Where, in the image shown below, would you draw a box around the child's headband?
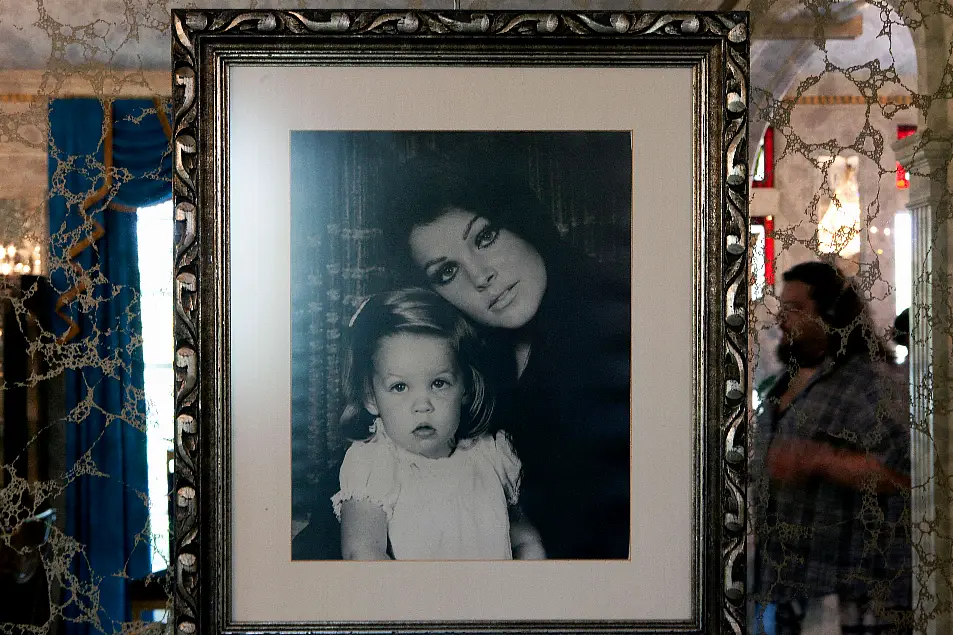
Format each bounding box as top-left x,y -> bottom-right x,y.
348,296 -> 373,328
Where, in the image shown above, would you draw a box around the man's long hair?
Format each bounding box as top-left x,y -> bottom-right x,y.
782,261 -> 890,363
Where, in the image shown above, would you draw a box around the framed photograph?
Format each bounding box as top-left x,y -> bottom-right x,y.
171,9 -> 750,635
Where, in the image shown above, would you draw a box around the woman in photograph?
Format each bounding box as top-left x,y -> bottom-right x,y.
380,152 -> 632,559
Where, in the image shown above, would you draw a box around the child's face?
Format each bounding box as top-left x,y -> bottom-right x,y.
365,332 -> 465,459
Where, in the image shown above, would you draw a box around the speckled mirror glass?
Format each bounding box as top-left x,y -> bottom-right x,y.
0,1 -> 950,634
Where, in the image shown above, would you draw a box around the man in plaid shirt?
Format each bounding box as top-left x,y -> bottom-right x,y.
753,262 -> 912,635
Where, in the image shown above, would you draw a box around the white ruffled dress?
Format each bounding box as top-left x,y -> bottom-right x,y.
332,428 -> 522,560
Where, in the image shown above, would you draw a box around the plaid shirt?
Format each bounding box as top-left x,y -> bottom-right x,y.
753,355 -> 912,608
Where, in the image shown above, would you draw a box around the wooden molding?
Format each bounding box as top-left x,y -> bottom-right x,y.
754,13 -> 863,40
0,70 -> 171,99
781,94 -> 914,105
0,94 -> 39,103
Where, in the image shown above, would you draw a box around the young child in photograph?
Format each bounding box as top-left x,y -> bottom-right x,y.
332,288 -> 545,560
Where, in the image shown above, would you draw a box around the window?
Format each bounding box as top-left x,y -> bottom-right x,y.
894,211 -> 912,364
752,127 -> 774,188
136,200 -> 174,573
750,215 -> 775,300
896,125 -> 917,189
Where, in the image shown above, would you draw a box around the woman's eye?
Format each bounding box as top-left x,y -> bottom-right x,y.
390,382 -> 407,393
431,263 -> 458,286
475,225 -> 499,249
432,378 -> 451,389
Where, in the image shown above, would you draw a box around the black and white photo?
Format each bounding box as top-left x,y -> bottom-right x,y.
288,133 -> 633,562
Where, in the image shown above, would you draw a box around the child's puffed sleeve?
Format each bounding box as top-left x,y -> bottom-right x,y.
331,439 -> 398,521
492,431 -> 523,506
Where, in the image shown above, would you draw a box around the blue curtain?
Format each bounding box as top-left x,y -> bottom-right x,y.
48,97 -> 171,634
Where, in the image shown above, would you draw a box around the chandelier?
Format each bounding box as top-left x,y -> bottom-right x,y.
0,243 -> 42,277
818,156 -> 861,259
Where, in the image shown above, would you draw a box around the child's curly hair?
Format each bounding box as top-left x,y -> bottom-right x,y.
340,288 -> 496,441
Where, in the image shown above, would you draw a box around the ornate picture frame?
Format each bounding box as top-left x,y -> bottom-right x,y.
171,9 -> 749,635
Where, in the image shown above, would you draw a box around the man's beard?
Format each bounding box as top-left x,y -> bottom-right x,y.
776,336 -> 827,370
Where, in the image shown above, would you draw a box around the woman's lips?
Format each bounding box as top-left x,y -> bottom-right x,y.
489,282 -> 518,311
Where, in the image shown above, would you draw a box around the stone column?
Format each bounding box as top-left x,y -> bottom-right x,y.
894,131 -> 953,635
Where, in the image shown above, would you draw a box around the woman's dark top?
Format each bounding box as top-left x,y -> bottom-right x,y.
493,261 -> 632,559
293,257 -> 632,561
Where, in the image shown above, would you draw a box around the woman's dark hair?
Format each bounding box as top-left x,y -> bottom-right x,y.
340,287 -> 495,441
782,261 -> 890,362
377,150 -> 579,289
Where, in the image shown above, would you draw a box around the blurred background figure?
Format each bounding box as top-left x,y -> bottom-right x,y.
893,308 -> 910,350
892,308 -> 911,378
752,261 -> 912,635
